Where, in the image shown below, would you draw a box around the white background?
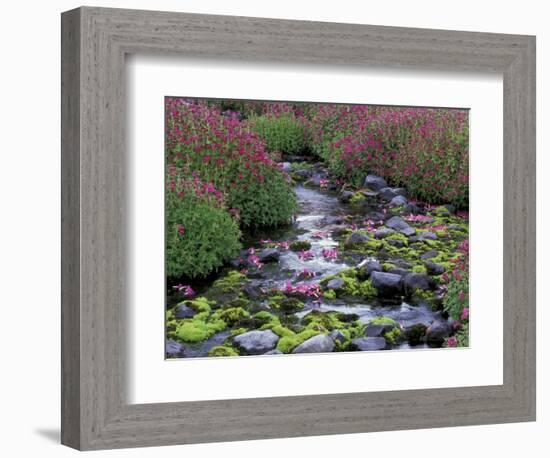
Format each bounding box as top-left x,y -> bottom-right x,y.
0,0 -> 546,457
129,58 -> 503,403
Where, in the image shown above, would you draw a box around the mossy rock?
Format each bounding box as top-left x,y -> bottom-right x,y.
368,316 -> 402,345
208,346 -> 239,357
289,240 -> 312,251
268,294 -> 304,313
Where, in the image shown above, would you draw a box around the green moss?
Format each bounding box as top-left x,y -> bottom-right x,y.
268,294 -> 304,313
208,346 -> 239,357
271,324 -> 296,338
289,240 -> 312,251
212,307 -> 250,326
369,316 -> 401,345
382,262 -> 396,272
277,329 -> 321,353
212,270 -> 247,293
350,192 -> 366,205
323,289 -> 336,300
180,297 -> 212,314
370,316 -> 398,326
230,327 -> 248,337
302,310 -> 345,331
174,318 -> 227,343
412,265 -> 427,274
320,269 -> 376,299
386,232 -> 409,245
435,230 -> 447,238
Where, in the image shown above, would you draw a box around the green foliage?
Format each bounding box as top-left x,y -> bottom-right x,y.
277,329 -> 320,354
166,177 -> 241,278
227,168 -> 297,228
250,114 -> 309,155
268,294 -> 304,313
212,307 -> 250,326
321,269 -> 377,299
443,273 -> 469,320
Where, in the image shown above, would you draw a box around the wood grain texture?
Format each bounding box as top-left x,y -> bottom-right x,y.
61,6 -> 536,450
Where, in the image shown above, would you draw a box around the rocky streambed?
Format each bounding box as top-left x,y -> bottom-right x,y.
166,164 -> 469,358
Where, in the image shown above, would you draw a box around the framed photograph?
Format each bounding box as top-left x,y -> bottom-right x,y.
61,6 -> 536,450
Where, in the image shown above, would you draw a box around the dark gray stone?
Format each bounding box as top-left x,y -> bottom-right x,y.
174,304 -> 196,319
389,195 -> 408,207
321,215 -> 345,226
339,190 -> 354,203
344,232 -> 370,248
326,278 -> 346,291
403,273 -> 434,293
385,216 -> 415,236
370,271 -> 403,297
329,330 -> 347,344
403,203 -> 422,215
379,187 -> 406,201
364,174 -> 388,191
357,259 -> 382,279
425,261 -> 446,275
388,268 -> 410,277
364,323 -> 394,337
264,349 -> 283,355
292,334 -> 335,354
166,340 -> 185,357
420,250 -> 439,260
234,330 -> 280,355
374,227 -> 396,239
403,323 -> 428,345
418,231 -> 438,241
350,337 -> 387,351
259,248 -> 280,263
426,321 -> 453,346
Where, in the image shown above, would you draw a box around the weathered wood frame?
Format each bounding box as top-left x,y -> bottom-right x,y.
61,6 -> 536,450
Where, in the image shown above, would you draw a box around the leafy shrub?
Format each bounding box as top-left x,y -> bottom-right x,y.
249,114 -> 309,155
166,98 -> 297,228
166,170 -> 241,278
308,104 -> 469,207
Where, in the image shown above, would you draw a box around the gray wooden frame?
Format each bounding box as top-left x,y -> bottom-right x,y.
61,6 -> 536,451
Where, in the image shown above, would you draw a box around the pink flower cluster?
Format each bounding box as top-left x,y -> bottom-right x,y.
282,282 -> 322,299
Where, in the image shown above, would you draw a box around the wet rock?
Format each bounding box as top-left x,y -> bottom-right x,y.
375,227 -> 396,239
386,238 -> 406,248
365,323 -> 394,337
403,203 -> 421,214
350,337 -> 387,351
166,340 -> 185,357
389,195 -> 408,207
292,334 -> 335,354
259,248 -> 280,263
264,349 -> 283,355
369,211 -> 386,221
357,259 -> 382,279
379,187 -> 406,201
321,215 -> 345,226
344,232 -> 370,248
420,250 -> 439,260
445,204 -> 457,214
425,261 -> 446,276
403,323 -> 428,345
403,273 -> 434,293
174,303 -> 196,319
385,216 -> 415,236
388,268 -> 410,277
329,330 -> 347,344
233,330 -> 280,355
280,162 -> 292,172
370,271 -> 403,297
418,231 -> 438,241
326,278 -> 346,291
339,190 -> 354,203
426,321 -> 453,346
364,174 -> 388,191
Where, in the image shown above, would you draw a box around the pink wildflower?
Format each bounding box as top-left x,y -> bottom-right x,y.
460,307 -> 469,321
446,336 -> 458,348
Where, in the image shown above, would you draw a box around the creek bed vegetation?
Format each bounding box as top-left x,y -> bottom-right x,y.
165,98 -> 470,358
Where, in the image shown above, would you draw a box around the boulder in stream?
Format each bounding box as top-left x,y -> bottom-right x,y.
234,330 -> 280,355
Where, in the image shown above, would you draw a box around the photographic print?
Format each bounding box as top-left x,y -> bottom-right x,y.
165,98 -> 470,358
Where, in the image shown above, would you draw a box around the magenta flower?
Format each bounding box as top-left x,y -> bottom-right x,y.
300,268 -> 316,278
460,307 -> 469,321
177,224 -> 185,236
247,255 -> 263,269
458,290 -> 465,301
172,284 -> 195,297
446,336 -> 458,348
321,248 -> 338,260
298,250 -> 314,261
